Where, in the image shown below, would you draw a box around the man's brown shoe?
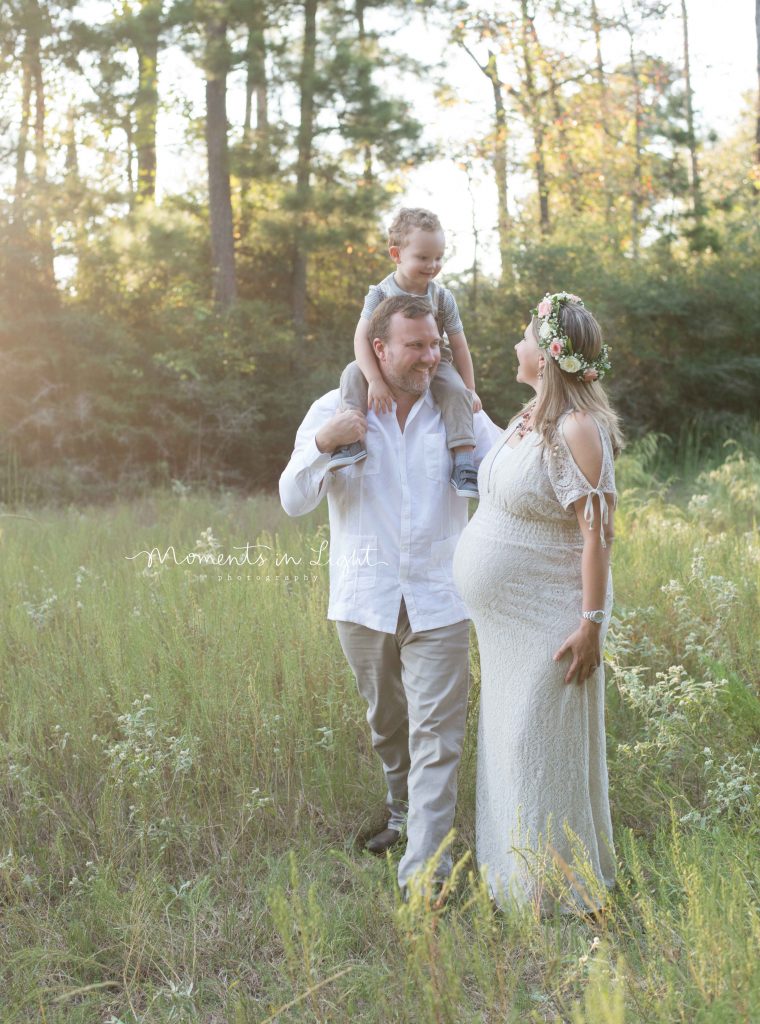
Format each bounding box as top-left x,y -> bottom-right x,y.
364,828 -> 401,855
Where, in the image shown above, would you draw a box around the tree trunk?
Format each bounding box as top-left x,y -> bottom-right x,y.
520,1 -> 549,234
547,67 -> 580,211
680,0 -> 702,230
13,49 -> 32,220
590,0 -> 606,115
12,2 -> 55,299
356,0 -> 373,183
135,0 -> 161,203
240,0 -> 268,240
29,13 -> 55,292
65,108 -> 79,179
525,14 -> 577,212
124,113 -> 136,201
465,163 -> 479,315
625,17 -> 642,259
205,15 -> 237,307
590,0 -> 613,229
485,52 -> 510,284
459,41 -> 511,286
291,0 -> 317,343
244,0 -> 268,141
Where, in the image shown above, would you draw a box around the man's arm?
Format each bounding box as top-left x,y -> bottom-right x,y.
472,408 -> 504,467
279,393 -> 338,517
279,392 -> 367,516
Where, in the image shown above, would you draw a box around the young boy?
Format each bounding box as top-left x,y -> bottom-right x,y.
328,207 -> 482,498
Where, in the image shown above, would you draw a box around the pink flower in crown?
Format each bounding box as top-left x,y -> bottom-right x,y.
582,368 -> 598,382
549,339 -> 563,358
537,298 -> 553,317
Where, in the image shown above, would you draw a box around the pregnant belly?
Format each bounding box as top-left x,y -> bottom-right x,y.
453,504 -> 584,624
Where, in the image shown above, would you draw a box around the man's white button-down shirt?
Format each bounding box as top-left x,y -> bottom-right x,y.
279,388 -> 503,633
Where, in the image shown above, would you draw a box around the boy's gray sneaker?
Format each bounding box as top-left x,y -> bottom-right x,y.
450,463 -> 479,499
328,441 -> 367,470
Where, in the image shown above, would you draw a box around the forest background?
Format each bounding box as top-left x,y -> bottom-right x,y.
2,3 -> 760,1021
1,0 -> 759,503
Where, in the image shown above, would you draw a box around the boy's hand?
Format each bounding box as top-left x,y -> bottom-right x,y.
471,390 -> 483,414
367,378 -> 394,415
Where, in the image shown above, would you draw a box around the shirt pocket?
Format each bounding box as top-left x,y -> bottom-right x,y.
336,533 -> 380,590
424,433 -> 451,482
426,533 -> 460,582
344,446 -> 380,478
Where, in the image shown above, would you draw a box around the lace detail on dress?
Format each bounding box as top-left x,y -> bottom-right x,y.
544,412 -> 617,548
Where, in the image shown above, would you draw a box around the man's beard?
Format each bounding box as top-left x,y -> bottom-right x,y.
383,359 -> 436,396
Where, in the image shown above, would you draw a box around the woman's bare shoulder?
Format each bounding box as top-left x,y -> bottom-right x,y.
560,411 -> 603,485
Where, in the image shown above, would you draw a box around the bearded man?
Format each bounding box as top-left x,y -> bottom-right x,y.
279,294 -> 501,898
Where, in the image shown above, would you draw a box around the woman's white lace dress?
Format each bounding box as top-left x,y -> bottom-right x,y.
453,410 -> 617,910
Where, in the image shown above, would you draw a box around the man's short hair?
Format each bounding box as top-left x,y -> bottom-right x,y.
368,295 -> 437,346
387,207 -> 442,249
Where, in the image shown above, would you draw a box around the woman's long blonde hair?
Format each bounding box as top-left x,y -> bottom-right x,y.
517,301 -> 624,456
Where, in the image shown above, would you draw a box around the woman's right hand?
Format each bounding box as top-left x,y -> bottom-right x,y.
368,378 -> 394,415
553,621 -> 602,685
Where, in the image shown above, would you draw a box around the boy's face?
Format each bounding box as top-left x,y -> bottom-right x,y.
390,227 -> 446,290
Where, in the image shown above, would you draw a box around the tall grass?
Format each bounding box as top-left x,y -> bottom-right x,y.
0,439 -> 758,1022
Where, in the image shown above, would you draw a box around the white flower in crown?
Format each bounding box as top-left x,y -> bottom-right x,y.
559,355 -> 581,373
539,320 -> 553,341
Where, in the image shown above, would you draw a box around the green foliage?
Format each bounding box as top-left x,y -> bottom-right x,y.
0,446 -> 758,1021
1,0 -> 757,498
2,206 -> 759,499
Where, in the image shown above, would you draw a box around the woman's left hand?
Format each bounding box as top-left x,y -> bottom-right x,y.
553,622 -> 601,685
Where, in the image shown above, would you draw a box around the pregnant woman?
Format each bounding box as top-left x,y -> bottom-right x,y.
453,292 -> 623,915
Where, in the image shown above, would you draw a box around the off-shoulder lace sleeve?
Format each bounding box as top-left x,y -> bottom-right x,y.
545,414 -> 617,547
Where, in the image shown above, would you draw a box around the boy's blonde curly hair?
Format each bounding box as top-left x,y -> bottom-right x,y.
387,207 -> 443,249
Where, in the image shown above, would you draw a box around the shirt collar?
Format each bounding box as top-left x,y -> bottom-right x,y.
390,389 -> 435,412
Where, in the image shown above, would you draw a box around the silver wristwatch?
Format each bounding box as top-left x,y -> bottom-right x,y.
582,610 -> 606,624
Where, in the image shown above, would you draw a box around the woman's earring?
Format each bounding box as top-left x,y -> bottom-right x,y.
538,365 -> 544,380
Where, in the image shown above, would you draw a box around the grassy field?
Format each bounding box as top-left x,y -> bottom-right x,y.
1,438 -> 758,1023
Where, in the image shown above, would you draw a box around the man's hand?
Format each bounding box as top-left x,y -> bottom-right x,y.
368,378 -> 394,415
315,410 -> 367,454
471,390 -> 483,414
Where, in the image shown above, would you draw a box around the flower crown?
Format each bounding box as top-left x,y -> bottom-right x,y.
531,292 -> 611,382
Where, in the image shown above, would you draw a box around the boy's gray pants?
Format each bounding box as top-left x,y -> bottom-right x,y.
340,358 -> 476,449
336,598 -> 470,889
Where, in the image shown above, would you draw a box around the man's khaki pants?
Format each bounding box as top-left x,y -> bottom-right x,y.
336,598 -> 470,888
